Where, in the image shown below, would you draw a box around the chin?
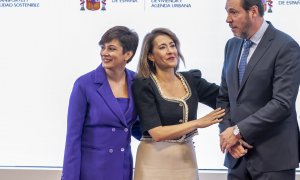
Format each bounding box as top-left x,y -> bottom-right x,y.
233,32 -> 242,38
231,29 -> 240,37
102,63 -> 113,69
166,61 -> 176,66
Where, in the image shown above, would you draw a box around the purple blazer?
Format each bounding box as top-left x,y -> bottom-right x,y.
62,64 -> 139,180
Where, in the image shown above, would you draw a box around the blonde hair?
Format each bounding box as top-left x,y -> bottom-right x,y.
137,28 -> 185,78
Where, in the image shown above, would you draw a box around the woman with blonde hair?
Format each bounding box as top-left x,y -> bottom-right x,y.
132,28 -> 224,180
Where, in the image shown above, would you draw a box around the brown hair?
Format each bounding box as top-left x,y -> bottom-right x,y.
99,26 -> 139,63
137,28 -> 185,78
241,0 -> 264,16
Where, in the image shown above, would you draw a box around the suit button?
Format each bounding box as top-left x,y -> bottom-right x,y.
124,128 -> 128,132
109,149 -> 113,153
112,128 -> 116,132
179,103 -> 183,107
120,148 -> 125,152
179,119 -> 183,123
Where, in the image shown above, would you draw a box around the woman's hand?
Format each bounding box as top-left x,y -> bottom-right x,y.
196,108 -> 225,128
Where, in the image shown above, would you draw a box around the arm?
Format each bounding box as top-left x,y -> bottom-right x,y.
132,79 -> 224,142
189,69 -> 220,109
228,143 -> 248,159
62,79 -> 86,180
217,61 -> 240,152
238,40 -> 300,144
217,42 -> 239,153
217,43 -> 232,133
148,108 -> 224,142
131,118 -> 142,140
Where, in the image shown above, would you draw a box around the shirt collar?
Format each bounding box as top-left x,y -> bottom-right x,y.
249,20 -> 269,45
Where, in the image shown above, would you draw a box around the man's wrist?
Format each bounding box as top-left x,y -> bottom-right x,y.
233,125 -> 242,139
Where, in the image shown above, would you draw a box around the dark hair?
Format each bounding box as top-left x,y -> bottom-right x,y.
137,28 -> 185,78
241,0 -> 264,16
99,26 -> 139,63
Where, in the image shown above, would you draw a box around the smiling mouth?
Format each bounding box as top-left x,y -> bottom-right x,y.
167,56 -> 176,60
102,59 -> 112,63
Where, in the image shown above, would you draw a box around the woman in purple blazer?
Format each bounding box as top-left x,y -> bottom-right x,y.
62,26 -> 141,180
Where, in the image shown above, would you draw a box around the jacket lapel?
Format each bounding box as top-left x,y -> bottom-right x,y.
237,23 -> 275,96
94,64 -> 127,127
233,41 -> 244,93
124,69 -> 137,125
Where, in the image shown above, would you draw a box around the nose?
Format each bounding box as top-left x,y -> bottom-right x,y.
166,47 -> 171,53
101,48 -> 108,56
226,14 -> 232,23
167,46 -> 176,54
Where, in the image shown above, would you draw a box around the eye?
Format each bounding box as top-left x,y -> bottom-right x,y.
158,45 -> 166,50
108,47 -> 116,51
100,45 -> 105,50
229,9 -> 238,16
170,43 -> 176,48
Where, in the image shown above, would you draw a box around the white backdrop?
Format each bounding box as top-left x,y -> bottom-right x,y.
0,0 -> 299,169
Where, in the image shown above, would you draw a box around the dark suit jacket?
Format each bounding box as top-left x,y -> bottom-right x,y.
217,22 -> 300,172
132,70 -> 219,138
62,64 -> 141,180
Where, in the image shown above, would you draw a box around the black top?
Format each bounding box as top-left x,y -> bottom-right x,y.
132,69 -> 219,142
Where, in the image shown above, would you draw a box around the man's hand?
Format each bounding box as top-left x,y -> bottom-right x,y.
228,143 -> 247,159
239,139 -> 253,149
219,127 -> 240,153
228,139 -> 254,158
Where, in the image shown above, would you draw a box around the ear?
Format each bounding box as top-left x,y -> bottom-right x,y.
148,53 -> 155,62
124,51 -> 133,62
249,5 -> 259,18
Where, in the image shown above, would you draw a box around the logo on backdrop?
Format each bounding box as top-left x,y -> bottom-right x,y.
262,0 -> 273,13
0,0 -> 40,8
79,0 -> 193,11
150,0 -> 191,8
277,0 -> 300,6
262,0 -> 300,13
80,0 -> 107,11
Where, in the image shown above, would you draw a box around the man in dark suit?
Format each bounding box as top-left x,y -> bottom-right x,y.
218,0 -> 300,179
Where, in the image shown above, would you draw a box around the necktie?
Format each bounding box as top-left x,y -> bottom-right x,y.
239,39 -> 253,85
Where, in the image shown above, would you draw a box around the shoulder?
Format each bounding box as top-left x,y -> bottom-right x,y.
127,68 -> 136,74
180,69 -> 219,91
132,77 -> 157,99
125,68 -> 136,78
274,28 -> 299,47
133,77 -> 152,89
227,37 -> 242,44
180,69 -> 202,82
69,69 -> 96,96
225,37 -> 243,49
74,69 -> 95,86
265,23 -> 299,48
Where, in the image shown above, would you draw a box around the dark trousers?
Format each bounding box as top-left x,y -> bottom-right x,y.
227,157 -> 295,180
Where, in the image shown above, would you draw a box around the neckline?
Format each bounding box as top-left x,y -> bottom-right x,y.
150,72 -> 191,101
116,97 -> 129,100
